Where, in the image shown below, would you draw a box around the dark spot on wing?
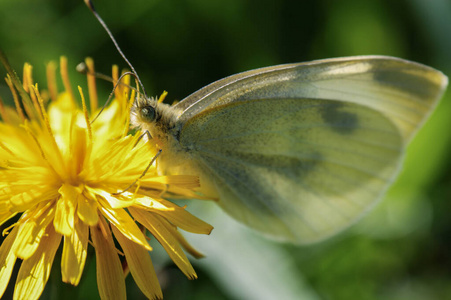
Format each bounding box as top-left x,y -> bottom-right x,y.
373,69 -> 439,99
320,103 -> 358,134
202,150 -> 323,216
230,150 -> 322,181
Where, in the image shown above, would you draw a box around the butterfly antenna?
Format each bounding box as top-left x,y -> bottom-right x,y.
76,62 -> 116,84
90,71 -> 138,124
84,0 -> 148,98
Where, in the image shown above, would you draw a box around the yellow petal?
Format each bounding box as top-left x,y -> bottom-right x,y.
48,91 -> 77,135
69,125 -> 88,178
131,194 -> 174,211
99,201 -> 151,251
90,217 -> 126,300
9,183 -> 59,213
54,184 -> 79,235
159,220 -> 205,259
0,211 -> 17,227
140,175 -> 200,189
95,189 -> 134,209
112,226 -> 163,300
129,207 -> 197,279
10,192 -> 34,210
13,204 -> 54,259
13,225 -> 62,300
138,185 -> 207,201
77,194 -> 98,226
61,220 -> 88,285
151,199 -> 213,235
0,227 -> 18,298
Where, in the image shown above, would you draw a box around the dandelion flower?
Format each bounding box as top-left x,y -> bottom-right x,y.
0,53 -> 213,300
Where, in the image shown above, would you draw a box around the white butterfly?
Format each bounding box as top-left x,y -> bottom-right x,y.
129,56 -> 448,243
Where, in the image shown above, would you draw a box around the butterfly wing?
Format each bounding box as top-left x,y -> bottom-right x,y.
175,56 -> 447,143
173,56 -> 447,243
178,98 -> 402,243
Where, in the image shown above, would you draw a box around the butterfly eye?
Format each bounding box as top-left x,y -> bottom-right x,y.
141,106 -> 156,122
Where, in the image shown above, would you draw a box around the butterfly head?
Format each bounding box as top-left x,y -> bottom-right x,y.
130,95 -> 159,130
140,105 -> 156,123
130,95 -> 182,145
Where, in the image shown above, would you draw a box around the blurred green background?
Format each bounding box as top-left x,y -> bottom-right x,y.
1,0 -> 450,299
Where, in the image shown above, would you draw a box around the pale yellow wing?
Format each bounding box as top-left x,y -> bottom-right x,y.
173,56 -> 447,243
175,56 -> 447,143
179,98 -> 403,243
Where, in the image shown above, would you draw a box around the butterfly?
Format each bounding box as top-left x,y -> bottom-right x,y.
128,56 -> 448,244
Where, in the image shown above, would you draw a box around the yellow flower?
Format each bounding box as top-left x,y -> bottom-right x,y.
0,54 -> 213,300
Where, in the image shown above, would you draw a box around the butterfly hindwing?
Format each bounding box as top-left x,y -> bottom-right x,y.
179,98 -> 403,243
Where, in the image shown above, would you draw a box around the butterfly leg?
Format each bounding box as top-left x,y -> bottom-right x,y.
112,130 -> 162,195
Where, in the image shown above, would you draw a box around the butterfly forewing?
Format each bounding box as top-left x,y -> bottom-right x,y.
176,56 -> 447,142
